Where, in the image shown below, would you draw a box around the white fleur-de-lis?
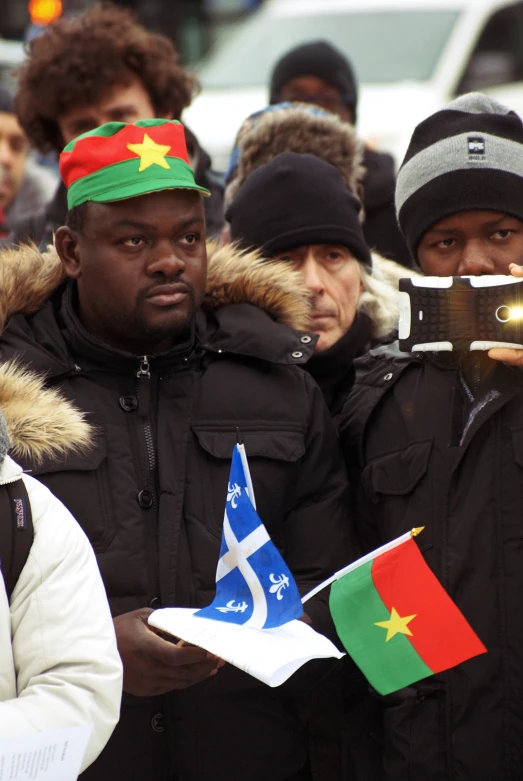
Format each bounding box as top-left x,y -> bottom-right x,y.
269,573 -> 290,601
227,482 -> 241,508
216,599 -> 249,613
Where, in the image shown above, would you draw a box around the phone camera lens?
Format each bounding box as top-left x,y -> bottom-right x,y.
496,305 -> 512,323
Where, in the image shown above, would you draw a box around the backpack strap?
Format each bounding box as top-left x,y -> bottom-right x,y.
0,479 -> 34,601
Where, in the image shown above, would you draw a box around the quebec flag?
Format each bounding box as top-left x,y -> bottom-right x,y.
196,444 -> 303,629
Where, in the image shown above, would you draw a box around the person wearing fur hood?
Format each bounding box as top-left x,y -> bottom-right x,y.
0,117 -> 355,781
225,150 -> 416,421
0,356 -> 123,770
0,244 -> 353,781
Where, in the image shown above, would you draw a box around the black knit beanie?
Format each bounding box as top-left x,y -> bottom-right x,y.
225,151 -> 371,266
269,41 -> 358,122
0,87 -> 14,115
396,92 -> 523,258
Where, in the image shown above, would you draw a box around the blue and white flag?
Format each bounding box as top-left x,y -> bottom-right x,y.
195,444 -> 303,629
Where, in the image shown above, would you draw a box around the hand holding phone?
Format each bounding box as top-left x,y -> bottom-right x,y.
399,275 -> 523,353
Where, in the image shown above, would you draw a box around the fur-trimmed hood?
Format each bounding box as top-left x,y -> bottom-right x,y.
0,362 -> 91,465
0,239 -> 319,466
0,235 -> 414,351
0,239 -> 413,454
0,239 -> 315,334
203,241 -> 313,331
0,244 -> 92,464
224,104 -> 365,212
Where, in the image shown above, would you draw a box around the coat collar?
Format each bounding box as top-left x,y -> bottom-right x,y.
0,240 -> 314,334
200,303 -> 316,365
0,240 -> 318,371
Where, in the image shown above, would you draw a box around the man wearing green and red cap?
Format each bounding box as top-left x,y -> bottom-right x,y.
0,118 -> 352,781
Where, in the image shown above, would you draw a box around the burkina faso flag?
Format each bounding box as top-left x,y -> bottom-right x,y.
329,531 -> 487,695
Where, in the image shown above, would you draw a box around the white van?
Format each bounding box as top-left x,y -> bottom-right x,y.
184,0 -> 523,171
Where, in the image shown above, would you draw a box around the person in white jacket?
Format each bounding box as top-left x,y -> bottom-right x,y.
0,360 -> 122,773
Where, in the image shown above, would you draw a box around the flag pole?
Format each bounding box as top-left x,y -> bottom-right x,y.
301,527 -> 425,604
236,428 -> 256,510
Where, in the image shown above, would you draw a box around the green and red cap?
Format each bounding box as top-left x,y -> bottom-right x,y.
60,118 -> 210,210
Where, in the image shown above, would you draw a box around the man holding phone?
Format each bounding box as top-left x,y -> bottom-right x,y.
340,93 -> 523,780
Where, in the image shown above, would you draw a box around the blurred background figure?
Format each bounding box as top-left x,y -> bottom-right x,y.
223,101 -> 417,273
268,41 -> 411,268
0,85 -> 57,238
224,102 -> 365,210
7,4 -> 225,248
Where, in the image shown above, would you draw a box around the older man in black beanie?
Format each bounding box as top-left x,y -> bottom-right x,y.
226,151 -> 401,420
340,93 -> 523,780
269,41 -> 411,268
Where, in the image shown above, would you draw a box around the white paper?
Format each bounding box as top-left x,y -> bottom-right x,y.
149,608 -> 344,687
0,724 -> 93,781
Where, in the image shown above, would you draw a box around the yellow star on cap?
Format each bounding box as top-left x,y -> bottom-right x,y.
375,606 -> 417,642
127,133 -> 171,172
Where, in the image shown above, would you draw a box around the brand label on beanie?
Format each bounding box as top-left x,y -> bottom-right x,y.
468,136 -> 486,160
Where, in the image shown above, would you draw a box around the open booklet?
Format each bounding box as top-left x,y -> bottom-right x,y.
148,607 -> 344,687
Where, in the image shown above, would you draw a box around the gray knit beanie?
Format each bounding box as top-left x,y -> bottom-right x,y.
396,93 -> 523,257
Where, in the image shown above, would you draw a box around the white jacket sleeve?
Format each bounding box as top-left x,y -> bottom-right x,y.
0,472 -> 122,773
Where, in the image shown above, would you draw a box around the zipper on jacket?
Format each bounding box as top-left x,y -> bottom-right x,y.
136,356 -> 156,501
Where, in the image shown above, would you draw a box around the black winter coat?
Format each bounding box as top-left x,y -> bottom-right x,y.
340,344 -> 523,781
0,244 -> 351,781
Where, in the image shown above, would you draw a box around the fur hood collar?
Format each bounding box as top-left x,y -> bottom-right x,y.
0,240 -> 410,462
223,105 -> 365,213
0,362 -> 91,465
0,241 -> 314,463
0,240 -> 314,334
0,239 -> 411,337
0,244 -> 92,464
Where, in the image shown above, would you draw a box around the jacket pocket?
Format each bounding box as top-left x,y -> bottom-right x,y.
511,428 -> 523,471
510,429 -> 523,536
382,683 -> 446,780
362,439 -> 433,550
189,423 -> 305,543
28,435 -> 115,553
192,424 -> 306,461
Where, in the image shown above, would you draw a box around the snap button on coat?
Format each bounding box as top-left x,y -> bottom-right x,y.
119,395 -> 138,412
137,490 -> 153,509
151,712 -> 164,733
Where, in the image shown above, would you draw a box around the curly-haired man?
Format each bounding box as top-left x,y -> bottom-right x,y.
9,4 -> 224,246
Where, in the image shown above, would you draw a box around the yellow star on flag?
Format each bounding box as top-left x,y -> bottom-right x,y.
127,133 -> 171,172
375,606 -> 417,642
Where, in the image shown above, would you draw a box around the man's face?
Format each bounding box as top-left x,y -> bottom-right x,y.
275,244 -> 362,351
55,189 -> 207,355
417,211 -> 523,276
57,77 -> 159,147
0,112 -> 28,210
277,75 -> 353,123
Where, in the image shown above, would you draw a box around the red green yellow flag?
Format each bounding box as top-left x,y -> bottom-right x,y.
306,530 -> 486,695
